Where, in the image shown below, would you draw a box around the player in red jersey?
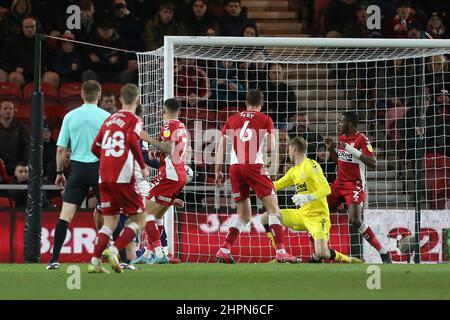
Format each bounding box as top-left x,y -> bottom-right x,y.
215,89 -> 300,263
139,98 -> 188,264
88,84 -> 149,273
324,111 -> 392,263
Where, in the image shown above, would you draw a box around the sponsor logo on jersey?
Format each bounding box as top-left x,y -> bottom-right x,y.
338,149 -> 353,162
163,129 -> 171,138
367,144 -> 373,152
233,192 -> 241,199
296,182 -> 307,193
158,195 -> 172,202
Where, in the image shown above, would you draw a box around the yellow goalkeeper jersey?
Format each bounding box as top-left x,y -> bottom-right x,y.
274,158 -> 331,216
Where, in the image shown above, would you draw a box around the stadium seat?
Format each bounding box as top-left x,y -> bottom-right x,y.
0,82 -> 22,108
101,83 -> 122,98
0,197 -> 13,208
423,152 -> 450,209
59,82 -> 83,110
44,105 -> 67,123
50,196 -> 63,208
14,104 -> 31,121
23,83 -> 59,106
197,109 -> 217,122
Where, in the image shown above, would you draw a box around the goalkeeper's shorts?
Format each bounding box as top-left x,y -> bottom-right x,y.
280,209 -> 330,241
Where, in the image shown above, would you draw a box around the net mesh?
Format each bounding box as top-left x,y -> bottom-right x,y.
137,41 -> 450,264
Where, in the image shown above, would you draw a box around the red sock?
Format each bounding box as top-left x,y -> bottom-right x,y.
93,232 -> 110,259
269,224 -> 285,250
222,227 -> 240,250
114,226 -> 136,251
361,226 -> 383,252
145,220 -> 162,248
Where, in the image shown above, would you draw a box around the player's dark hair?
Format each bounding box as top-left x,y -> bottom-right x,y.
246,89 -> 264,107
82,80 -> 102,103
101,91 -> 115,99
164,98 -> 181,113
289,137 -> 308,154
342,111 -> 359,127
225,0 -> 241,6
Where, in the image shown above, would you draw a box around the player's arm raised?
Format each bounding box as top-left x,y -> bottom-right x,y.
324,137 -> 338,164
214,135 -> 227,187
339,139 -> 377,169
140,130 -> 173,155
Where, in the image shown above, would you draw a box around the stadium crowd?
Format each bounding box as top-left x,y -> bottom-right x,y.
0,0 -> 449,209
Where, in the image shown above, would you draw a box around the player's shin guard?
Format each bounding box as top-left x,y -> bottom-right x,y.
263,224 -> 276,249
268,214 -> 285,252
221,218 -> 246,251
358,222 -> 385,253
329,249 -> 351,263
114,223 -> 139,251
93,226 -> 113,259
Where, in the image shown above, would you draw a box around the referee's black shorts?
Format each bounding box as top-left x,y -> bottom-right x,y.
63,161 -> 100,206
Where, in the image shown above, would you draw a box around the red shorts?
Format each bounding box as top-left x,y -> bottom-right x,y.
99,182 -> 144,216
229,164 -> 275,202
327,180 -> 366,212
148,176 -> 185,206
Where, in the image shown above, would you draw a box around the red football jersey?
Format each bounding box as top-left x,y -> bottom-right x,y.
336,132 -> 374,185
221,111 -> 274,165
158,119 -> 188,182
92,110 -> 145,183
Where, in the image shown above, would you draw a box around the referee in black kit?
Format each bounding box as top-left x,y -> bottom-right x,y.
46,80 -> 110,270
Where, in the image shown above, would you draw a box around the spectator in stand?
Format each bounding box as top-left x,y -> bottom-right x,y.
324,0 -> 359,37
175,58 -> 209,108
184,0 -> 215,36
218,0 -> 256,37
407,22 -> 429,39
99,91 -> 118,113
427,13 -> 446,39
0,0 -> 32,47
143,0 -> 187,51
42,122 -> 56,182
316,143 -> 336,183
73,0 -> 96,43
376,59 -> 415,145
242,23 -> 258,37
393,1 -> 417,38
0,157 -> 9,197
134,0 -> 158,25
8,161 -> 50,208
82,18 -> 133,84
425,86 -> 450,157
204,25 -> 217,36
52,30 -> 84,84
425,55 -> 450,92
343,1 -> 383,38
0,17 -> 60,87
288,113 -> 323,160
258,63 -> 297,128
210,60 -> 246,108
112,0 -> 141,51
0,101 -> 29,175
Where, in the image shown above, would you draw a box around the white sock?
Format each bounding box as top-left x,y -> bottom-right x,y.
162,247 -> 169,255
91,257 -> 101,266
276,248 -> 286,255
154,246 -> 164,258
143,249 -> 154,259
220,248 -> 230,254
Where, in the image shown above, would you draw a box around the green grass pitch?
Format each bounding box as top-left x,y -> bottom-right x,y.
0,263 -> 449,300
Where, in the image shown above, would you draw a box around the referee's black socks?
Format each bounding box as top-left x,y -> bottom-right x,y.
51,219 -> 69,263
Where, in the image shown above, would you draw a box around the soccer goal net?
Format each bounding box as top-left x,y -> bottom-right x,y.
137,37 -> 450,264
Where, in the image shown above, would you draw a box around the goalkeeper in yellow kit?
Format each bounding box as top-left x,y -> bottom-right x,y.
261,137 -> 363,263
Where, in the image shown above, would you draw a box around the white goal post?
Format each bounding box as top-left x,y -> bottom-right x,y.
137,36 -> 450,264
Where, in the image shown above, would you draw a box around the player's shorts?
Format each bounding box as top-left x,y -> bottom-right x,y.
137,179 -> 151,199
63,161 -> 100,206
99,182 -> 144,216
148,176 -> 185,206
229,164 -> 275,202
327,180 -> 366,211
280,209 -> 331,240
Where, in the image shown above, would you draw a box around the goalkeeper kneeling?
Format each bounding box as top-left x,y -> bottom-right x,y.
261,137 -> 363,264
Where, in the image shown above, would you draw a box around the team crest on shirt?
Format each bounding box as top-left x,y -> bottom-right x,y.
367,144 -> 373,152
296,182 -> 307,192
163,129 -> 171,138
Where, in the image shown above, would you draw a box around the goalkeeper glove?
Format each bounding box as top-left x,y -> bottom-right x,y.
291,193 -> 316,207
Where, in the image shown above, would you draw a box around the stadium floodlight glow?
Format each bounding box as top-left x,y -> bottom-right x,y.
137,36 -> 450,264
